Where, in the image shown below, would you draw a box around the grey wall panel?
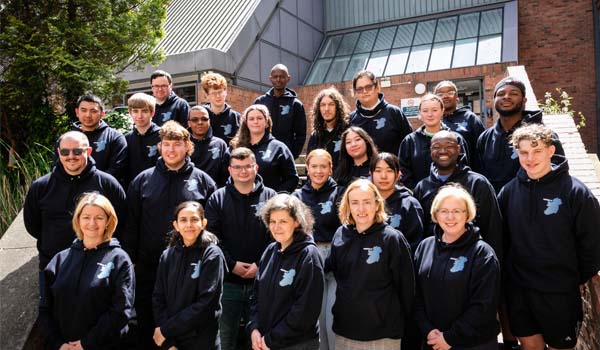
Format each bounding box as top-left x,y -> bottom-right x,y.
502,1 -> 518,62
299,21 -> 316,59
282,52 -> 300,86
260,42 -> 282,84
281,10 -> 299,54
325,0 -> 507,31
298,0 -> 313,24
282,0 -> 297,14
312,0 -> 324,30
238,45 -> 261,82
263,11 -> 281,46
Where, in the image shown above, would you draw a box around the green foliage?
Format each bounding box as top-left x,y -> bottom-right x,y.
0,141 -> 53,237
541,88 -> 586,129
104,111 -> 133,135
0,0 -> 169,152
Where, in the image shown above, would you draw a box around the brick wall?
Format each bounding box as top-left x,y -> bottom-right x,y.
518,0 -> 598,152
197,85 -> 262,115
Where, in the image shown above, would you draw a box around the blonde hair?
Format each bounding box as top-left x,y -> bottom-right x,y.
430,184 -> 476,223
306,149 -> 333,168
338,179 -> 388,226
159,120 -> 194,156
127,93 -> 156,113
418,93 -> 445,111
72,193 -> 118,241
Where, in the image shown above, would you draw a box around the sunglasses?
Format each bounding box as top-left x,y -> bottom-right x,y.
59,148 -> 87,156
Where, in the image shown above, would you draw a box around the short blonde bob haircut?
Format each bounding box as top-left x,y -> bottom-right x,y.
338,179 -> 388,226
72,192 -> 118,241
306,148 -> 333,168
430,183 -> 477,224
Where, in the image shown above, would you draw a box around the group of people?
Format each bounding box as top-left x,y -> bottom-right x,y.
23,64 -> 600,350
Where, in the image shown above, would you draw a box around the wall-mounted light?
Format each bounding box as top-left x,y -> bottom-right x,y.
414,83 -> 426,95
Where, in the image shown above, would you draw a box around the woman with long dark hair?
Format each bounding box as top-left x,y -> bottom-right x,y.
333,126 -> 378,188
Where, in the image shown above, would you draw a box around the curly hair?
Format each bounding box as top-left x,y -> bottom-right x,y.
310,86 -> 350,145
229,104 -> 273,149
511,123 -> 555,149
261,194 -> 315,236
159,120 -> 194,156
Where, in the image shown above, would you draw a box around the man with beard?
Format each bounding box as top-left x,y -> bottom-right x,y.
474,77 -> 564,193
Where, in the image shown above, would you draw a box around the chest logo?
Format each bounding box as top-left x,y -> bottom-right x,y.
543,197 -> 562,215
191,260 -> 202,279
510,146 -> 518,159
94,140 -> 106,152
222,124 -> 232,136
333,140 -> 342,153
185,179 -> 198,192
96,262 -> 114,279
318,201 -> 333,214
375,118 -> 386,129
390,214 -> 401,228
209,147 -> 221,159
259,149 -> 272,160
364,246 -> 382,264
280,105 -> 291,115
455,121 -> 468,132
279,268 -> 296,286
450,256 -> 468,272
252,201 -> 265,217
161,112 -> 172,122
147,144 -> 158,157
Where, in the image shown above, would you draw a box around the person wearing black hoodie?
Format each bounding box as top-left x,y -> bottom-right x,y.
326,179 -> 414,349
39,193 -> 134,350
333,126 -> 379,189
71,93 -> 127,181
254,64 -> 307,159
434,80 -> 485,157
293,149 -> 342,350
350,70 -> 412,155
248,194 -> 324,350
498,124 -> 600,350
124,121 -> 217,350
230,104 -> 299,193
204,147 -> 277,350
474,77 -> 564,193
201,72 -> 241,144
188,106 -> 230,187
151,70 -> 190,126
414,185 -> 500,350
153,201 -> 226,350
124,92 -> 161,188
24,131 -> 127,271
414,131 -> 503,260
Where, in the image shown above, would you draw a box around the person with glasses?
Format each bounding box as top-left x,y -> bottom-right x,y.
24,130 -> 127,289
204,147 -> 277,350
124,120 -> 217,350
254,64 -> 307,159
434,80 -> 485,158
414,184 -> 500,350
398,94 -> 469,189
201,72 -> 241,144
350,70 -> 412,155
413,131 -> 502,259
150,69 -> 190,126
230,104 -> 299,193
188,105 -> 230,187
124,92 -> 161,188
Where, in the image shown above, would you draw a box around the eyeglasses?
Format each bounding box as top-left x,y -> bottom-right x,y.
436,209 -> 466,217
208,90 -> 226,97
59,148 -> 87,156
230,164 -> 256,171
151,84 -> 169,90
436,91 -> 457,97
189,117 -> 210,123
354,84 -> 375,94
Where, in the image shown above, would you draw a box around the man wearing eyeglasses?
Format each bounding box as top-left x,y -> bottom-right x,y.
204,147 -> 277,350
188,105 -> 230,187
433,80 -> 484,158
201,72 -> 241,144
24,130 -> 127,273
150,70 -> 190,126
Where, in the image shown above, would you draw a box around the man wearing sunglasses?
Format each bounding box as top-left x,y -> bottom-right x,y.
24,130 -> 127,279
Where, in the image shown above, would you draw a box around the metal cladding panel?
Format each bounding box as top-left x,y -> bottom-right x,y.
325,0 -> 506,31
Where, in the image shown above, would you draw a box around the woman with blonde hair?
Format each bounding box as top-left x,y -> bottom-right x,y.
39,193 -> 134,350
230,104 -> 299,192
326,179 -> 414,350
414,184 -> 500,350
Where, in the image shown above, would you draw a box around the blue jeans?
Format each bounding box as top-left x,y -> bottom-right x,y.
220,281 -> 253,350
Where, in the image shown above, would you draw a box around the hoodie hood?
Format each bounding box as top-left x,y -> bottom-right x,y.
355,93 -> 387,117
72,120 -> 109,135
155,156 -> 194,176
70,237 -> 122,251
385,185 -> 413,204
516,154 -> 569,184
433,222 -> 480,250
300,176 -> 337,195
275,231 -> 316,255
266,87 -> 297,99
53,156 -> 97,182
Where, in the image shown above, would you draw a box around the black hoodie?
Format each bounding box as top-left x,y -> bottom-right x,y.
443,106 -> 484,160
249,133 -> 299,193
350,93 -> 412,155
413,224 -> 500,349
72,121 -> 128,180
414,161 -> 503,261
498,155 -> 600,292
124,122 -> 161,188
204,175 -> 277,284
325,222 -> 414,341
306,127 -> 345,171
254,87 -> 307,158
384,186 -> 424,252
123,157 -> 217,266
203,103 -> 241,144
189,127 -> 230,187
474,110 -> 565,193
153,238 -> 226,350
24,159 -> 127,269
153,91 -> 190,126
399,126 -> 469,189
293,177 -> 342,243
248,233 -> 324,349
39,238 -> 135,350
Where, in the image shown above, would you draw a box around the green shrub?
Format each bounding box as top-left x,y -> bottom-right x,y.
541,88 -> 586,129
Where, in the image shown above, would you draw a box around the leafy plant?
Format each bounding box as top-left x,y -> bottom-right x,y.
104,111 -> 133,135
541,88 -> 586,129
